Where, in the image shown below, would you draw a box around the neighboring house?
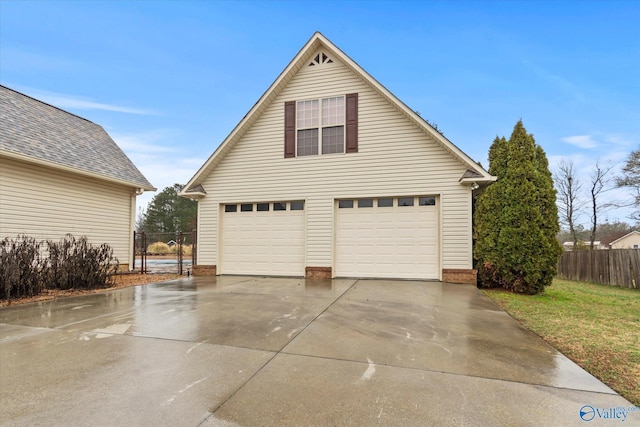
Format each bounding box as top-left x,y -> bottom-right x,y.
609,231 -> 640,249
181,33 -> 495,283
0,85 -> 155,270
562,241 -> 608,251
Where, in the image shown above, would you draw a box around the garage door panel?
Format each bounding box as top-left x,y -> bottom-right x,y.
222,206 -> 304,276
336,198 -> 439,280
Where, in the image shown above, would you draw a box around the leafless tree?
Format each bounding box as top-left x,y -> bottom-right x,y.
589,161 -> 616,249
136,206 -> 146,232
616,147 -> 640,221
554,159 -> 583,248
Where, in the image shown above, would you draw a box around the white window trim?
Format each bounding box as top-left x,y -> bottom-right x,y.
296,95 -> 345,156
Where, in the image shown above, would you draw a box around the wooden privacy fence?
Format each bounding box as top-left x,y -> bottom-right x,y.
557,249 -> 640,288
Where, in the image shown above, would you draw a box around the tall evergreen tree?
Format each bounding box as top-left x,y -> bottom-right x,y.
488,136 -> 509,177
142,184 -> 197,233
474,121 -> 562,294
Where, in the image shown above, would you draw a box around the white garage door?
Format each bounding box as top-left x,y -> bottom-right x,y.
221,201 -> 305,276
335,196 -> 439,279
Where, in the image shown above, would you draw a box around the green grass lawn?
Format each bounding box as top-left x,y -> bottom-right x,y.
483,279 -> 640,406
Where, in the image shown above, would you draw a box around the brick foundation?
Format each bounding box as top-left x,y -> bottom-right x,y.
192,265 -> 217,276
442,269 -> 477,285
305,266 -> 332,280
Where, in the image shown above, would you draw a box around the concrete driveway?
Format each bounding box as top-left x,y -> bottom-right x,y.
0,276 -> 635,426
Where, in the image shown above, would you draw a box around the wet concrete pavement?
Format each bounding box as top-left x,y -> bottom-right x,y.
0,276 -> 635,426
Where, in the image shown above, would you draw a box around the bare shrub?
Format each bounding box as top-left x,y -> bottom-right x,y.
0,235 -> 45,300
46,234 -> 118,290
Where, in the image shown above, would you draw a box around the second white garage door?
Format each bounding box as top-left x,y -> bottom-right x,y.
221,201 -> 305,276
335,196 -> 439,280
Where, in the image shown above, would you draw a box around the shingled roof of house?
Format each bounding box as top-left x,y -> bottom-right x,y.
0,85 -> 155,191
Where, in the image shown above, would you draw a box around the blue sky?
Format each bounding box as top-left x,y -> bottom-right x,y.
2,0 -> 639,226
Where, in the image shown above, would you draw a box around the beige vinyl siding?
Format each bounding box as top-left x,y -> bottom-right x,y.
198,49 -> 472,271
0,157 -> 135,265
611,233 -> 640,249
196,192 -> 218,265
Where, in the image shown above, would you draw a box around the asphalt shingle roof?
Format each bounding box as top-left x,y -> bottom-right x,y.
0,85 -> 154,190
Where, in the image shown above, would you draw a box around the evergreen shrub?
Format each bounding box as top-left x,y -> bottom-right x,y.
474,121 -> 563,294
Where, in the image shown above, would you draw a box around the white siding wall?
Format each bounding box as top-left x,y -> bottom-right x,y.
0,157 -> 135,265
198,50 -> 473,272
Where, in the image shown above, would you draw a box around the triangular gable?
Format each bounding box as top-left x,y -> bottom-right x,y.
609,231 -> 640,246
181,32 -> 494,196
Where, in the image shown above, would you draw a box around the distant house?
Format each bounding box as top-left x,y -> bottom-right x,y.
562,241 -> 607,251
0,85 -> 155,270
609,231 -> 640,249
180,33 -> 495,283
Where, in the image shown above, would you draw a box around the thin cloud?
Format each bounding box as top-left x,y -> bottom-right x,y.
521,59 -> 586,103
44,95 -> 156,115
7,85 -> 156,115
109,130 -> 205,210
1,48 -> 79,72
603,134 -> 637,151
112,132 -> 177,154
135,159 -> 206,212
561,135 -> 598,150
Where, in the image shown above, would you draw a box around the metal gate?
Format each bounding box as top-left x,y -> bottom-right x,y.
133,231 -> 197,275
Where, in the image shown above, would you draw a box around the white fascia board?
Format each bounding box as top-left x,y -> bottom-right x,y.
182,34 -> 322,192
183,32 -> 495,191
1,149 -> 157,192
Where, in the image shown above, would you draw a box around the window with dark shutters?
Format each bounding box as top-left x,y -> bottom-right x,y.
345,93 -> 358,153
284,101 -> 296,158
284,94 -> 358,157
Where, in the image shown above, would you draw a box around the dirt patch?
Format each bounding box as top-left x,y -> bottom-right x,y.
0,274 -> 181,307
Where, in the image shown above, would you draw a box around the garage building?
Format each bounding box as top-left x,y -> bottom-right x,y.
181,33 -> 494,283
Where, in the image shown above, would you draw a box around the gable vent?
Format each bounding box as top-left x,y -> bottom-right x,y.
308,52 -> 333,67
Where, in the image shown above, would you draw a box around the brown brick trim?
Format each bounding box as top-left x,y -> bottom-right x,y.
305,266 -> 332,279
192,265 -> 217,276
442,269 -> 477,285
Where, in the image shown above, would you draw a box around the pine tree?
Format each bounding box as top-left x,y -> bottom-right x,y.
474,121 -> 562,294
142,184 -> 197,233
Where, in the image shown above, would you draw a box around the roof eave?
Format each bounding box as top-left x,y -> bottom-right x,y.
1,149 -> 156,192
460,176 -> 497,184
313,33 -> 493,180
178,191 -> 206,200
183,34 -> 322,192
609,231 -> 640,246
183,31 -> 493,191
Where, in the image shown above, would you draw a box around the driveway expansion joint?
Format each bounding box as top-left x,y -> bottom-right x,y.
2,277 -> 632,426
206,279 -> 360,419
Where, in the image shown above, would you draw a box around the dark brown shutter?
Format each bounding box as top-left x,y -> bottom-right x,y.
345,93 -> 358,153
284,101 -> 296,158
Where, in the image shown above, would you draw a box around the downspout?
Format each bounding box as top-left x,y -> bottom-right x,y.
129,188 -> 143,271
